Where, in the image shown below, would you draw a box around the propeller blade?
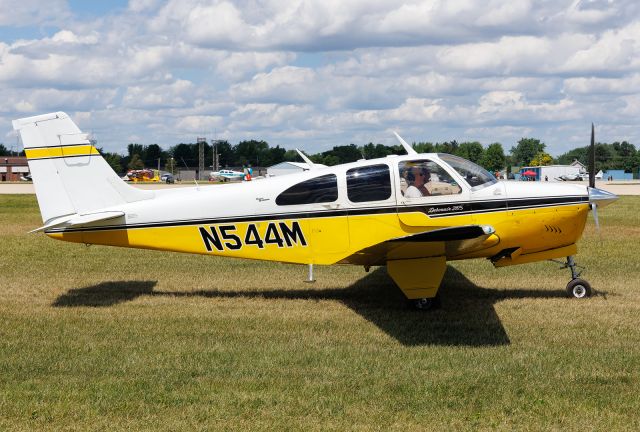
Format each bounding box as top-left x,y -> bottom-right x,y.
589,123 -> 596,188
590,202 -> 600,232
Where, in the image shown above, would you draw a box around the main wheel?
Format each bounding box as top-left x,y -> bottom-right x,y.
566,278 -> 592,299
411,296 -> 440,311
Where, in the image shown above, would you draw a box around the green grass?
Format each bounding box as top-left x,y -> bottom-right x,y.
1,195 -> 639,431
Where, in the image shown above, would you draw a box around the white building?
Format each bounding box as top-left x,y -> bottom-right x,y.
267,161 -> 326,177
519,164 -> 583,181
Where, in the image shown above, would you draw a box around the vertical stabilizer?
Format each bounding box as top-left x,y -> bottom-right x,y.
13,112 -> 154,224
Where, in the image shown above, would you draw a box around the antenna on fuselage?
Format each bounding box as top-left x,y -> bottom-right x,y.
295,149 -> 317,170
393,131 -> 417,155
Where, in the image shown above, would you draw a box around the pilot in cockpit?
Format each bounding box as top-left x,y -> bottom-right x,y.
404,166 -> 431,197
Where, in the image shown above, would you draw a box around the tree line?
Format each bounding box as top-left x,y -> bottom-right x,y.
2,137 -> 639,176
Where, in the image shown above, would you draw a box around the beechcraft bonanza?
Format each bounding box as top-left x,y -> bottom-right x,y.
210,169 -> 245,182
14,113 -> 618,309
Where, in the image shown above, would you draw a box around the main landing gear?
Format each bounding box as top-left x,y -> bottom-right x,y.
559,256 -> 592,299
411,295 -> 441,311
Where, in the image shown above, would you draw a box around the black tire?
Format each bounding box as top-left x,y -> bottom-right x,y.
566,278 -> 592,299
411,295 -> 441,311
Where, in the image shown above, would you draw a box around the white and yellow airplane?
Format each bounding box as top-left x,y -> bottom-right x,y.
14,112 -> 618,309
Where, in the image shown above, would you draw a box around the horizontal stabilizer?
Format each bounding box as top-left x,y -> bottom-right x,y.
29,211 -> 125,233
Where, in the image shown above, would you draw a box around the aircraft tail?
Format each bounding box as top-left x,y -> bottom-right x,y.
13,112 -> 154,225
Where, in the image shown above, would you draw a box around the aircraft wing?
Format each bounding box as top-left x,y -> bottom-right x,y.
338,224 -> 498,266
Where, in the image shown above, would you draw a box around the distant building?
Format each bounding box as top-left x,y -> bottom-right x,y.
1,156 -> 29,181
570,159 -> 587,171
602,170 -> 633,181
267,161 -> 326,177
519,165 -> 583,181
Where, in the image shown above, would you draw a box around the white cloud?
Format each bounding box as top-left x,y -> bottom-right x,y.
0,0 -> 69,27
3,0 -> 640,155
123,80 -> 195,109
128,0 -> 162,13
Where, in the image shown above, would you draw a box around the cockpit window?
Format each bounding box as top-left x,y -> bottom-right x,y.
399,160 -> 461,197
438,154 -> 497,190
276,174 -> 338,206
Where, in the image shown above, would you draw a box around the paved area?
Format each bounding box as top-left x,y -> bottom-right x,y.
1,181 -> 639,195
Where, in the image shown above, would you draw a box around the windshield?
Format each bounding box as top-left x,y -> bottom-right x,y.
438,154 -> 497,190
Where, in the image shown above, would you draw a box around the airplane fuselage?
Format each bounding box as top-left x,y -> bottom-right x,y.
45,154 -> 591,268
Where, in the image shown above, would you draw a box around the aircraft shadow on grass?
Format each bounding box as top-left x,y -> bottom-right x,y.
53,266 -> 572,347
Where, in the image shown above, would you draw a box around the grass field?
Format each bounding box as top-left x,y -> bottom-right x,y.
1,194 -> 639,431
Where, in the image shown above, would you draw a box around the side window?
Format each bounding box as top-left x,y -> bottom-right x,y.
399,160 -> 461,198
346,164 -> 392,203
276,174 -> 338,205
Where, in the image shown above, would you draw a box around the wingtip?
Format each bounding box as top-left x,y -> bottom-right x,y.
295,148 -> 315,169
393,131 -> 417,155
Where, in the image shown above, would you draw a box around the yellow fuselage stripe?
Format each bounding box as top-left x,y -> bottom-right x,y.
46,203 -> 590,266
25,145 -> 99,160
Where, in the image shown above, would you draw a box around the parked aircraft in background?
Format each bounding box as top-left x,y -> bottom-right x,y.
14,113 -> 617,309
210,169 -> 245,182
555,173 -> 586,181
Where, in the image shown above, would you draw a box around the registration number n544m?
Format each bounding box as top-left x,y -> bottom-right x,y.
198,221 -> 307,252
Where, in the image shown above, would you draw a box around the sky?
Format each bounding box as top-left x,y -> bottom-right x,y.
1,0 -> 639,156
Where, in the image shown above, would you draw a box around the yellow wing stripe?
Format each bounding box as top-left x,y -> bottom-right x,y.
25,145 -> 100,160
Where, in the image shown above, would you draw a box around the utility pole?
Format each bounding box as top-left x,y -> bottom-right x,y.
197,137 -> 206,181
211,140 -> 222,172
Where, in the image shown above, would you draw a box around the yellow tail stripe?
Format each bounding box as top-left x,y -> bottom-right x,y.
25,145 -> 99,160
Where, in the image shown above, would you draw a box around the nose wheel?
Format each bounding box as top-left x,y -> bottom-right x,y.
560,256 -> 593,298
566,278 -> 592,298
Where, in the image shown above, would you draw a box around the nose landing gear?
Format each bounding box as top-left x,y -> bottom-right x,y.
557,256 -> 592,298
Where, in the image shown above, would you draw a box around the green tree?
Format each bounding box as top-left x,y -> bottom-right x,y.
144,144 -> 163,168
413,142 -> 435,153
455,141 -> 484,163
311,153 -> 340,165
556,147 -> 587,166
104,153 -> 123,174
480,143 -> 506,172
316,144 -> 361,165
594,143 -> 614,172
171,143 -> 199,167
214,140 -> 233,168
127,143 -> 144,158
284,149 -> 299,162
127,154 -> 144,170
0,143 -> 9,156
166,157 -> 176,174
510,138 -> 546,166
434,140 -> 459,155
233,140 -> 269,166
530,151 -> 554,166
361,143 -> 403,159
